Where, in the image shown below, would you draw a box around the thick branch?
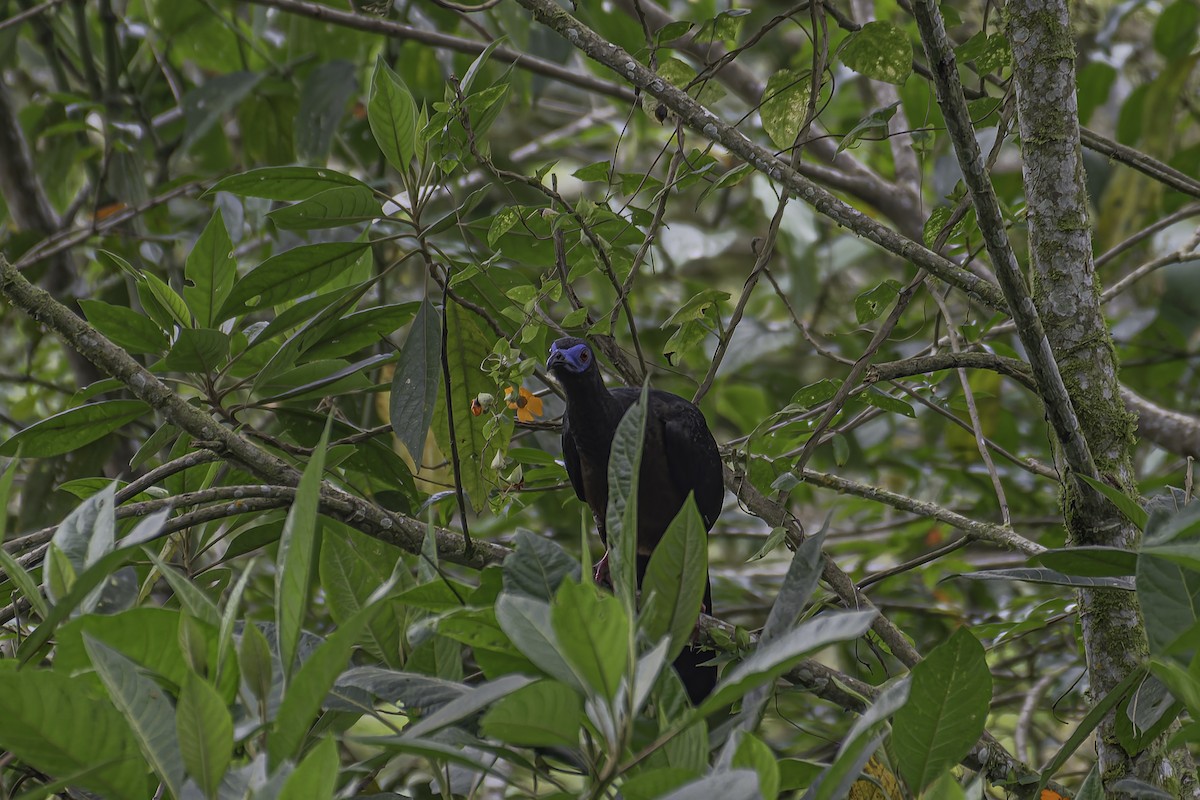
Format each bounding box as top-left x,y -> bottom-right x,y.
911,0 -> 1097,483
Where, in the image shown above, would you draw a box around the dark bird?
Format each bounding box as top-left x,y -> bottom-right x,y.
547,336 -> 723,703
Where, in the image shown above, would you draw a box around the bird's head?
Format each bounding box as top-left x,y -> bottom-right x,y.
547,337 -> 595,376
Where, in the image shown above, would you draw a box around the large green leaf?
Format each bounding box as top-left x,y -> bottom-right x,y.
641,494 -> 708,662
434,301 -> 501,512
761,69 -> 812,150
159,328 -> 229,373
494,592 -> 585,691
183,211 -> 236,329
606,382 -> 649,606
219,241 -> 371,318
1138,553 -> 1200,658
208,166 -> 370,201
0,400 -> 149,457
479,679 -> 584,747
279,734 -> 338,800
700,609 -> 876,714
840,21 -> 913,84
268,185 -> 383,230
551,579 -> 630,701
0,666 -> 150,799
390,299 -> 441,461
319,526 -> 404,668
84,635 -> 187,799
176,671 -> 233,800
892,627 -> 992,792
368,56 -> 418,174
276,414 -> 332,683
79,299 -> 169,354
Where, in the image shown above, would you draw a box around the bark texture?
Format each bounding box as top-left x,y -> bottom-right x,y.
1008,0 -> 1195,793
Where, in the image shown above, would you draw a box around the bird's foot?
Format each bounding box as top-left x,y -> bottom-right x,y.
593,551 -> 611,588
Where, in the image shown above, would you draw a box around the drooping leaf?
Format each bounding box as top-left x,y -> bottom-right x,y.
892,628 -> 992,792
0,400 -> 149,458
219,241 -> 372,318
606,382 -> 649,606
276,414 -> 332,683
642,495 -> 709,662
390,299 -> 441,461
176,671 -> 233,800
840,21 -> 913,84
761,69 -> 812,150
84,635 -> 187,799
501,530 -> 581,601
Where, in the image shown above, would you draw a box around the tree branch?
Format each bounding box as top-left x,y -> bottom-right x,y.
510,0 -> 1008,313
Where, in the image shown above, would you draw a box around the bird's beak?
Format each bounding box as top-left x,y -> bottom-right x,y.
547,350 -> 564,370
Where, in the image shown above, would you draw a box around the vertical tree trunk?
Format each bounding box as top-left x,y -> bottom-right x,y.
1007,0 -> 1196,793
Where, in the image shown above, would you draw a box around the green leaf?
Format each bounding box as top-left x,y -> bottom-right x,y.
659,770 -> 761,800
551,579 -> 630,700
732,732 -> 781,800
369,56 -> 419,174
1076,475 -> 1148,530
700,609 -> 876,714
859,388 -> 916,418
434,301 -> 502,512
0,544 -> 49,619
319,526 -> 403,668
501,530 -> 581,601
606,382 -> 649,606
840,21 -> 913,84
276,414 -> 332,684
1154,0 -> 1199,59
79,299 -> 169,354
297,61 -> 356,161
208,166 -> 370,201
0,667 -> 149,799
219,241 -> 372,318
143,551 -> 222,627
892,628 -> 992,792
1138,553 -> 1200,658
240,623 -> 273,708
268,185 -> 384,230
139,272 -> 192,329
402,673 -> 535,739
279,734 -> 339,800
390,299 -> 441,461
488,207 -> 521,247
494,593 -> 585,690
1030,546 -> 1137,577
159,328 -> 229,373
268,604 -> 379,768
855,280 -> 901,323
954,567 -> 1134,590
184,211 -> 236,329
761,70 -> 812,150
84,635 -> 187,799
479,679 -> 584,747
641,495 -> 708,662
0,400 -> 149,457
176,671 -> 233,800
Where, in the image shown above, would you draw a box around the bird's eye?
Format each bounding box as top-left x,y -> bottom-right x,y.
580,350 -> 589,362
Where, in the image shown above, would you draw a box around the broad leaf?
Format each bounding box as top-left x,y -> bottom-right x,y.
390,299 -> 441,461
0,400 -> 149,457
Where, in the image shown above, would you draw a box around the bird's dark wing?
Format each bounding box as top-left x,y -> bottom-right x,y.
560,416 -> 587,503
657,393 -> 725,531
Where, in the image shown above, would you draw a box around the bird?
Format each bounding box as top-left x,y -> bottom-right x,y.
547,336 -> 723,703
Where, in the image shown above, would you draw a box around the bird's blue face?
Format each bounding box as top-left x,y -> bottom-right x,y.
547,340 -> 593,374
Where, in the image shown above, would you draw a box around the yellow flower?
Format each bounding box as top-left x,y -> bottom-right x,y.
505,386 -> 544,422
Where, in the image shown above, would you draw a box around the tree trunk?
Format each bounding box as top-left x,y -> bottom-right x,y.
1008,0 -> 1197,793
